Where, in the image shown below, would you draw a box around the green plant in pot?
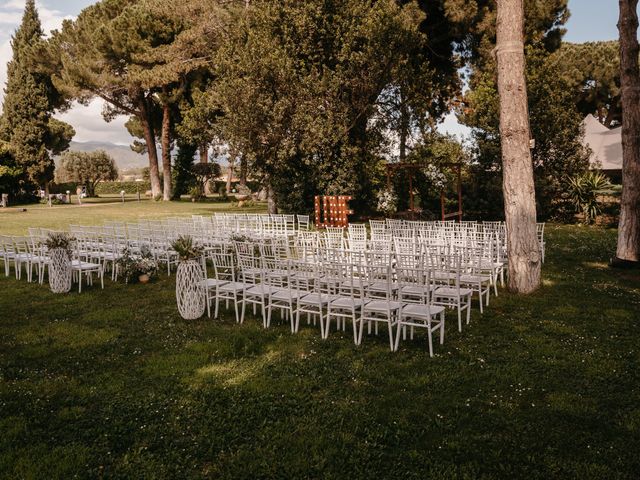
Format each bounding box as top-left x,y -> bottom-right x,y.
171,236 -> 206,319
45,232 -> 75,293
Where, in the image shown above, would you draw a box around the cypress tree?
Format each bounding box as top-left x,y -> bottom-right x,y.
0,0 -> 55,193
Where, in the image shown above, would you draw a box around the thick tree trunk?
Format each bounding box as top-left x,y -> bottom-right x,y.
614,0 -> 640,265
161,101 -> 172,201
495,0 -> 541,293
399,92 -> 408,162
199,143 -> 208,164
138,98 -> 162,198
239,154 -> 247,187
226,151 -> 235,194
199,142 -> 212,195
266,177 -> 277,214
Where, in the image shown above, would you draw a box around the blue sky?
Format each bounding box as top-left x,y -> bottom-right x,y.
0,0 -> 627,144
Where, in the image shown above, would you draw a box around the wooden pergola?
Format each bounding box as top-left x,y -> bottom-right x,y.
385,162 -> 463,221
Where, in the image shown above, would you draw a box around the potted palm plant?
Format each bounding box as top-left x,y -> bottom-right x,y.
172,235 -> 206,319
45,232 -> 74,293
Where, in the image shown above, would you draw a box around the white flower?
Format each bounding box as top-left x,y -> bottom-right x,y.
376,187 -> 398,215
422,164 -> 447,190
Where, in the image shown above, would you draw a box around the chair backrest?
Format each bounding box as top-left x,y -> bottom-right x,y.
212,251 -> 236,283
347,224 -> 367,251
364,260 -> 393,301
396,262 -> 431,304
296,214 -> 310,231
323,227 -> 345,249
329,257 -> 364,299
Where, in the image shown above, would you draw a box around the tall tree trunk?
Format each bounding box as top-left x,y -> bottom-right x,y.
399,92 -> 409,162
614,0 -> 640,266
199,143 -> 208,164
239,154 -> 248,187
161,100 -> 172,201
138,97 -> 161,198
226,151 -> 235,194
199,142 -> 212,195
495,0 -> 541,293
266,176 -> 277,214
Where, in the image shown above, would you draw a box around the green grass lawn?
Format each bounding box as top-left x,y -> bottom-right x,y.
0,196 -> 266,235
0,224 -> 639,479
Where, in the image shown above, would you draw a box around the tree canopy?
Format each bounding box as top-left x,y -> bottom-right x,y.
57,150 -> 119,197
0,0 -> 74,197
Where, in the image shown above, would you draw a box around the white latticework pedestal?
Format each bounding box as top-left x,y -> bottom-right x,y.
49,248 -> 72,293
175,260 -> 206,319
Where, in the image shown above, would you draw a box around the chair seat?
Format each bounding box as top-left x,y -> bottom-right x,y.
203,278 -> 229,288
367,281 -> 398,292
434,272 -> 457,281
299,293 -> 330,305
402,303 -> 445,318
246,284 -> 280,296
363,300 -> 402,312
271,289 -> 305,301
71,260 -> 101,271
219,281 -> 248,292
330,297 -> 367,309
434,287 -> 473,297
460,274 -> 491,284
400,285 -> 431,296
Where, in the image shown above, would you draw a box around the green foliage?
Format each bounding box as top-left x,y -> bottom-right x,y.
57,151 -> 119,197
567,171 -> 612,225
214,0 -> 457,214
94,181 -> 151,195
550,41 -> 621,126
191,162 -> 221,198
462,43 -> 590,220
0,145 -> 24,196
376,187 -> 398,215
115,246 -> 158,283
46,118 -> 75,156
44,231 -> 74,257
0,0 -> 72,192
171,143 -> 197,200
39,196 -> 66,205
171,235 -> 204,261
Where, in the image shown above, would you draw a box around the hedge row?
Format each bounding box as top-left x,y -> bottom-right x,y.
95,181 -> 152,195
95,180 -> 261,195
49,182 -> 79,194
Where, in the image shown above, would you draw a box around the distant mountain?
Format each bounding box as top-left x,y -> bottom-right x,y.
57,141 -> 148,171
56,141 -> 231,172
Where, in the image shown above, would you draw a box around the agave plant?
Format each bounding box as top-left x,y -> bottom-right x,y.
171,235 -> 204,261
566,171 -> 612,225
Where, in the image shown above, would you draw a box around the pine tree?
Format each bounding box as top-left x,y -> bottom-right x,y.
495,0 -> 541,293
614,0 -> 640,266
0,0 -> 53,193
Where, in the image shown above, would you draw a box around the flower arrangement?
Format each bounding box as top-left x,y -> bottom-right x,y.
44,232 -> 74,258
376,187 -> 398,215
116,246 -> 158,283
171,235 -> 204,261
422,164 -> 447,190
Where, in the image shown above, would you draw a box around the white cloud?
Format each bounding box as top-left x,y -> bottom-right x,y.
437,112 -> 472,142
55,99 -> 133,146
0,11 -> 20,23
0,0 -> 131,147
